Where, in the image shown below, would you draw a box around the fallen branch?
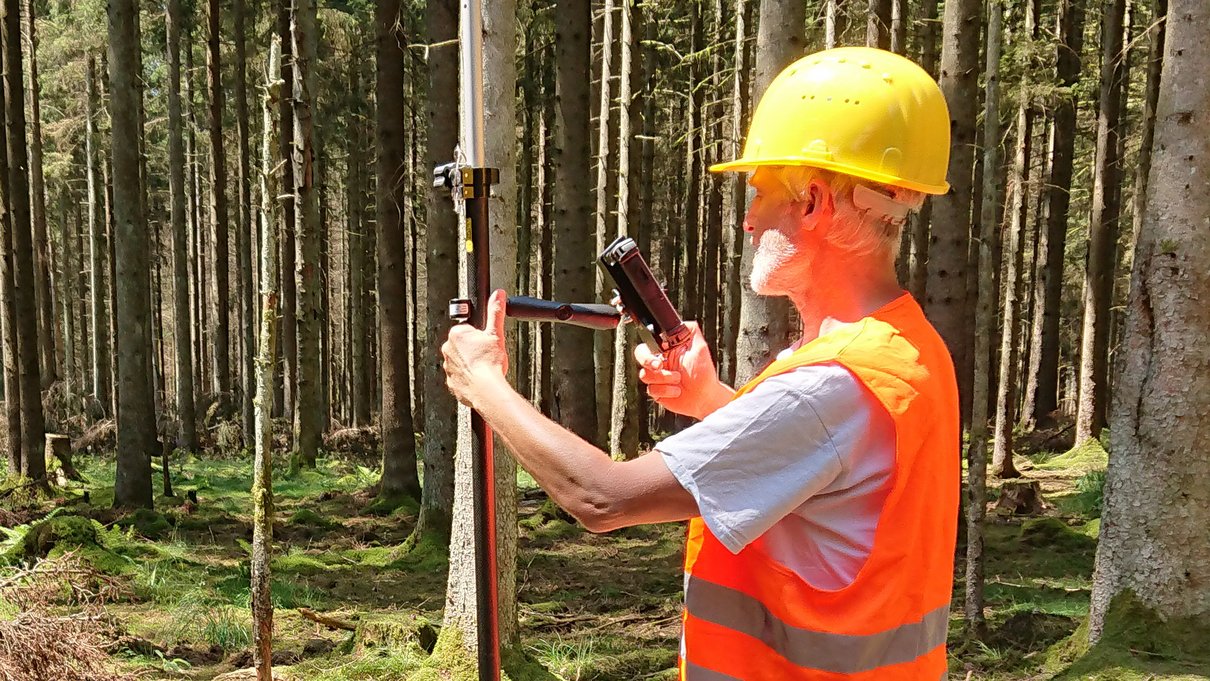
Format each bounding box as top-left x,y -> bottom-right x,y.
297,607 -> 356,631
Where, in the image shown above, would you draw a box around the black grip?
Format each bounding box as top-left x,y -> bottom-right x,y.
505,295 -> 622,331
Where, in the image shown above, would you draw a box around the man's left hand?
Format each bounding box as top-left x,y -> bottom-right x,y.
442,288 -> 510,408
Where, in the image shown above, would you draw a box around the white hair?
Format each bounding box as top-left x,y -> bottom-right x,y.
773,166 -> 926,257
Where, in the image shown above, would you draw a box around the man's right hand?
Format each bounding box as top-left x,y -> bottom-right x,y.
634,322 -> 735,420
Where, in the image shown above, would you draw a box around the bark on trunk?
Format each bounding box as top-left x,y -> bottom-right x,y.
926,0 -> 981,422
235,0 -> 255,445
291,0 -> 322,468
108,0 -> 155,508
437,0 -> 522,658
21,0 -> 53,388
207,0 -> 231,405
278,1 -> 297,429
992,0 -> 1038,479
1075,0 -> 1128,444
550,0 -> 597,440
374,0 -> 420,502
609,0 -> 638,460
1087,0 -> 1210,637
417,0 -> 459,542
167,0 -> 197,453
251,38 -> 283,680
734,0 -> 805,385
965,0 -> 1002,636
4,0 -> 45,483
593,0 -> 615,447
1023,0 -> 1085,426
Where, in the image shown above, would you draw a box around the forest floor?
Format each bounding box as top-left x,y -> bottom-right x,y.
2,433 -> 1208,680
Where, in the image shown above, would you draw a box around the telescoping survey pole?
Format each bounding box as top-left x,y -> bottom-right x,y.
437,0 -> 501,679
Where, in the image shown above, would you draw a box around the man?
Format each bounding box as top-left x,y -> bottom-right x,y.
442,46 -> 959,680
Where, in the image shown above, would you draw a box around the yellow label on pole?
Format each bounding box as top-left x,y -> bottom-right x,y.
465,219 -> 474,252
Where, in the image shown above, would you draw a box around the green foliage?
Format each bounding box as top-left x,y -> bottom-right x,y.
1072,469 -> 1107,518
200,606 -> 253,650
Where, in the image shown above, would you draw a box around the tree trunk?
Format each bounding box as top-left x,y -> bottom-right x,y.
609,0 -> 638,459
550,0 -> 597,440
108,0 -> 154,508
251,37 -> 283,680
826,0 -> 847,48
374,0 -> 420,504
291,0 -> 322,469
1074,0 -> 1127,444
867,0 -> 892,48
235,0 -> 254,445
926,0 -> 981,422
417,0 -> 459,542
59,187 -> 76,399
1023,0 -> 1085,427
720,0 -> 751,388
992,0 -> 1038,479
207,0 -> 231,406
167,0 -> 197,454
0,105 -> 19,476
435,0 -> 522,661
965,0 -> 1002,637
4,0 -> 45,483
734,0 -> 804,385
84,56 -> 111,412
21,0 -> 53,388
1087,0 -> 1210,639
348,58 -> 369,428
906,0 -> 939,300
278,1 -> 297,429
593,0 -> 615,447
1127,0 -> 1165,278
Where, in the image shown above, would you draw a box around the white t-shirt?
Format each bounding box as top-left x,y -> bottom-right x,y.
656,361 -> 895,591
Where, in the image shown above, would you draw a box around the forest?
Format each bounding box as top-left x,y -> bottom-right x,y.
0,0 -> 1207,677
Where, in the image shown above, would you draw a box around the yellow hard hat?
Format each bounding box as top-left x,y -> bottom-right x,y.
711,47 -> 951,195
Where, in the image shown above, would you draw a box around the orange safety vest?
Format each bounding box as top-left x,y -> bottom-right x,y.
680,294 -> 958,680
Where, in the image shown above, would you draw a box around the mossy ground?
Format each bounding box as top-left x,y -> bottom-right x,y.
3,438 -> 1205,680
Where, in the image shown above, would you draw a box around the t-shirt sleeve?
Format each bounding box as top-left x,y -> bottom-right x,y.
656,363 -> 866,553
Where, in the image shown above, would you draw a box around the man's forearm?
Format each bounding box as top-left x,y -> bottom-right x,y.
467,369 -> 618,525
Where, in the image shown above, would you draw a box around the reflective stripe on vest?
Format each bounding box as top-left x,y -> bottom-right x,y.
686,576 -> 949,674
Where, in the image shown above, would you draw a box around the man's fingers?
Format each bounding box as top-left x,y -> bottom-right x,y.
633,343 -> 664,370
648,385 -> 681,400
485,288 -> 508,337
638,368 -> 681,386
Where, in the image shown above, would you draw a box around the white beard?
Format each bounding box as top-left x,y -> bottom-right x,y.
749,228 -> 807,296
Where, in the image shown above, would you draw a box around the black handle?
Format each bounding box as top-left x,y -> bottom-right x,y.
506,296 -> 622,331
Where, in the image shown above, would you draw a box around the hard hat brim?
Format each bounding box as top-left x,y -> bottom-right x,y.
709,156 -> 951,196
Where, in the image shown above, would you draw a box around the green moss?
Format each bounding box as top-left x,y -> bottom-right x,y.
115,508 -> 173,539
273,550 -> 333,575
353,613 -> 436,653
363,491 -> 420,517
289,508 -> 339,528
4,514 -> 99,564
1019,517 -> 1097,553
411,627 -> 558,681
386,531 -> 448,573
1081,518 -> 1102,538
1047,591 -> 1210,680
1035,438 -> 1109,472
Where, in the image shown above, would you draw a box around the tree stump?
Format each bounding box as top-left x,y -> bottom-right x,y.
45,434 -> 84,482
995,480 -> 1044,516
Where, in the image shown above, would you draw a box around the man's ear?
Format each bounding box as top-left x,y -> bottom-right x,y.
799,179 -> 835,231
